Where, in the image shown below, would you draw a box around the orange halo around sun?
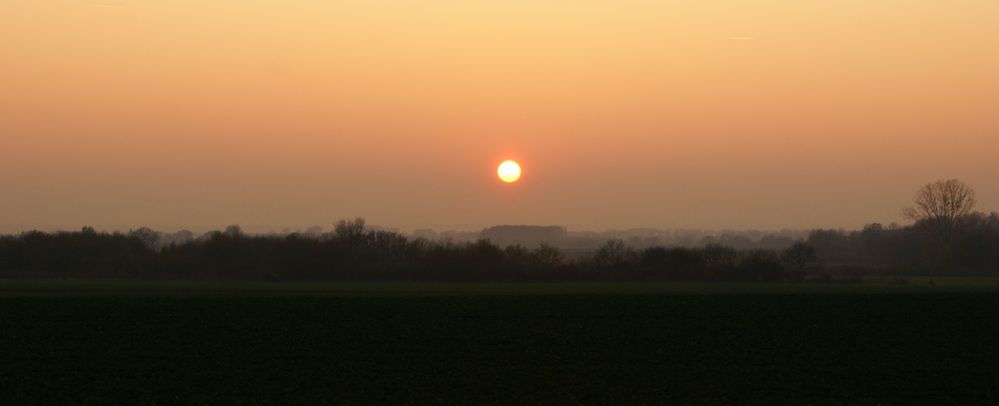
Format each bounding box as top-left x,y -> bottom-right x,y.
497,160 -> 522,183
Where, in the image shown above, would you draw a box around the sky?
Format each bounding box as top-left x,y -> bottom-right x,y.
2,1 -> 998,232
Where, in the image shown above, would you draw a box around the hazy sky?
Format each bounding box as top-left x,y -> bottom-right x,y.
2,1 -> 997,232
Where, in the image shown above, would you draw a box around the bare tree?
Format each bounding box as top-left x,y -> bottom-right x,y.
593,239 -> 635,268
128,227 -> 161,250
532,243 -> 564,268
334,217 -> 366,240
334,217 -> 367,259
903,179 -> 977,253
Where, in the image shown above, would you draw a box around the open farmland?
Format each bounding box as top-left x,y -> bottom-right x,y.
2,280 -> 998,404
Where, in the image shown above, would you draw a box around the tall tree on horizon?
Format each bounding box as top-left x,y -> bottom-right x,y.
903,179 -> 977,268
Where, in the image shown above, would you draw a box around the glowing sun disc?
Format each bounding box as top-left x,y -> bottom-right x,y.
497,160 -> 522,183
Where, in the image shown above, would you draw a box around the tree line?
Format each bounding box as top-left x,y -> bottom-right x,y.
0,179 -> 993,281
807,212 -> 999,274
0,219 -> 818,281
807,179 -> 998,275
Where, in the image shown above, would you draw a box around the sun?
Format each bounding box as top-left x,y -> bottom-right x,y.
497,160 -> 522,183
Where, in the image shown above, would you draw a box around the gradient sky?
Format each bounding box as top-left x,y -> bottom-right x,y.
2,1 -> 997,232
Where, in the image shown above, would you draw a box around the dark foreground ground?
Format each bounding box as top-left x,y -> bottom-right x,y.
2,280 -> 998,404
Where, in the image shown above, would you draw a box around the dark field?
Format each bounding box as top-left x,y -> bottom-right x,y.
2,281 -> 999,404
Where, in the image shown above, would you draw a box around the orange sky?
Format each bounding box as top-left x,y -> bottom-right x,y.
2,1 -> 998,232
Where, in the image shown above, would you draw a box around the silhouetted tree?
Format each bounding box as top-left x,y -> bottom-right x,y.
466,239 -> 505,268
334,218 -> 366,240
504,245 -> 531,267
129,227 -> 160,249
903,179 -> 977,265
737,250 -> 784,281
593,239 -> 635,269
640,247 -> 705,280
532,244 -> 564,268
334,218 -> 367,262
781,242 -> 819,280
223,225 -> 244,238
702,244 -> 738,278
